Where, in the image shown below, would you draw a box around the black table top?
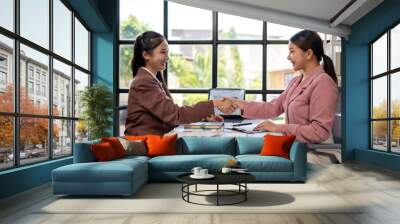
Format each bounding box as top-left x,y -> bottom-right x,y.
177,172 -> 255,185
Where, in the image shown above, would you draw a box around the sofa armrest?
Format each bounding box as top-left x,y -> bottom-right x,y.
73,140 -> 100,163
289,141 -> 307,181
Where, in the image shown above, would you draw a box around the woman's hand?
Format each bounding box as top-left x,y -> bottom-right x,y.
213,98 -> 236,114
206,115 -> 224,122
224,97 -> 245,110
254,120 -> 279,132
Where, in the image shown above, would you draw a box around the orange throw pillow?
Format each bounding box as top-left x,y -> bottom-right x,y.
101,137 -> 126,158
91,142 -> 118,161
124,135 -> 148,141
146,134 -> 177,157
260,134 -> 296,159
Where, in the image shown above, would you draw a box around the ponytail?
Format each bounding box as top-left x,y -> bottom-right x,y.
322,54 -> 338,83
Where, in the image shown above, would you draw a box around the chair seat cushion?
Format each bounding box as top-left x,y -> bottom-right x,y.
148,154 -> 235,172
236,155 -> 293,172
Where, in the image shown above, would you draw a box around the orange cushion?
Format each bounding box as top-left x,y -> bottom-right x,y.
146,134 -> 177,157
260,134 -> 296,159
101,137 -> 127,158
124,135 -> 148,141
91,142 -> 118,161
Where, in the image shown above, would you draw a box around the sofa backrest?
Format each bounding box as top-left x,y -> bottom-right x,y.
235,137 -> 263,155
176,137 -> 236,155
73,140 -> 100,163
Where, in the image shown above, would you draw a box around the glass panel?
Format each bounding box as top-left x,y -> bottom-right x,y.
119,109 -> 127,136
0,0 -> 14,31
0,35 -> 14,112
391,120 -> 400,153
168,44 -> 212,89
119,93 -> 128,106
20,0 -> 49,49
75,120 -> 88,143
74,69 -> 89,118
20,44 -> 49,115
372,76 -> 387,119
168,2 -> 212,40
246,94 -> 262,101
267,44 -> 299,90
171,93 -> 208,106
0,116 -> 13,170
75,18 -> 89,70
372,34 -> 387,76
267,23 -> 301,40
218,45 -> 262,89
392,72 -> 400,118
53,0 -> 72,60
218,13 -> 262,40
119,0 -> 163,40
119,45 -> 133,89
372,121 -> 388,151
391,24 -> 400,70
267,94 -> 285,124
323,35 -> 342,87
20,117 -> 49,165
53,119 -> 72,158
53,59 -> 72,117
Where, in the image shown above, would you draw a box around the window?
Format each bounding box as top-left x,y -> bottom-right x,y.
370,23 -> 400,153
117,1 -> 342,135
0,1 -> 91,170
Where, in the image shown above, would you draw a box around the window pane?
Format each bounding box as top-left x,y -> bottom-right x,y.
218,13 -> 262,40
119,93 -> 128,106
372,121 -> 387,151
0,0 -> 14,31
75,18 -> 89,70
392,72 -> 400,118
267,44 -> 299,90
119,45 -> 133,89
324,35 -> 342,86
372,76 -> 387,119
391,24 -> 400,70
20,117 -> 49,165
372,34 -> 387,76
53,0 -> 72,60
20,0 -> 49,49
391,120 -> 400,153
168,44 -> 212,89
20,44 -> 49,115
0,116 -> 13,170
171,93 -> 208,106
246,94 -> 262,101
0,35 -> 14,112
119,109 -> 127,136
218,45 -> 262,89
168,2 -> 212,40
53,119 -> 72,158
119,0 -> 163,40
74,69 -> 89,118
267,94 -> 285,124
267,23 -> 301,40
53,59 -> 72,117
75,120 -> 88,143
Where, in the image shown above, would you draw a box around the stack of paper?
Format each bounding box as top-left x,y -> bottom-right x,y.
183,122 -> 224,129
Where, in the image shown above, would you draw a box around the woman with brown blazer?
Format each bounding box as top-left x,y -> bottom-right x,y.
125,31 -> 231,135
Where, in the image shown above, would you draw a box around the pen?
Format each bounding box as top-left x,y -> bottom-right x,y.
232,122 -> 252,126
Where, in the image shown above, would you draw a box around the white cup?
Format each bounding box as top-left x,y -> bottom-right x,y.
199,169 -> 208,176
221,167 -> 232,174
191,167 -> 202,176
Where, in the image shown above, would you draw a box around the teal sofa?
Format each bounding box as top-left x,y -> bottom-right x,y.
52,136 -> 307,196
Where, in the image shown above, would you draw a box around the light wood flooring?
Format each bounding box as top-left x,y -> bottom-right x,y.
1,150 -> 400,224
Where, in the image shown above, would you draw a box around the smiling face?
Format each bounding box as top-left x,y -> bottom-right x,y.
287,42 -> 313,71
142,40 -> 169,73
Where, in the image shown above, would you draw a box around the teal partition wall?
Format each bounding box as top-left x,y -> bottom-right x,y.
344,0 -> 400,171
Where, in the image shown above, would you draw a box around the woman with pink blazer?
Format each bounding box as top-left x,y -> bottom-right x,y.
228,30 -> 338,143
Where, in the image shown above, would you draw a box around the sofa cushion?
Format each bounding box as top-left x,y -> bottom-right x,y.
177,137 -> 236,155
148,154 -> 235,172
147,134 -> 177,157
236,155 -> 293,172
74,140 -> 101,163
235,137 -> 263,155
91,142 -> 118,161
260,134 -> 296,159
101,137 -> 127,158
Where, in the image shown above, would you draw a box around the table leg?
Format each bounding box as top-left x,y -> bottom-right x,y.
217,184 -> 219,206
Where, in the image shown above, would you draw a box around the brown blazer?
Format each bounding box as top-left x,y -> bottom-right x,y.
125,68 -> 214,135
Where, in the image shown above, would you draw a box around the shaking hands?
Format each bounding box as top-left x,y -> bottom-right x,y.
212,97 -> 245,114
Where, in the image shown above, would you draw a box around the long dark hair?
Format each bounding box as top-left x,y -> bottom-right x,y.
131,31 -> 166,83
290,30 -> 337,83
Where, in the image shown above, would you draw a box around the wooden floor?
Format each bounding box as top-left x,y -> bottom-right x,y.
1,150 -> 400,224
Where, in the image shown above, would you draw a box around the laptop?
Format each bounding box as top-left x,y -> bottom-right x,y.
208,88 -> 245,123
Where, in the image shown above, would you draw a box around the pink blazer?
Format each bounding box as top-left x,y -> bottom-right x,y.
243,66 -> 338,143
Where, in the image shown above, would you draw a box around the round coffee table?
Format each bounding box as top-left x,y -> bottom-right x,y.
177,172 -> 255,206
